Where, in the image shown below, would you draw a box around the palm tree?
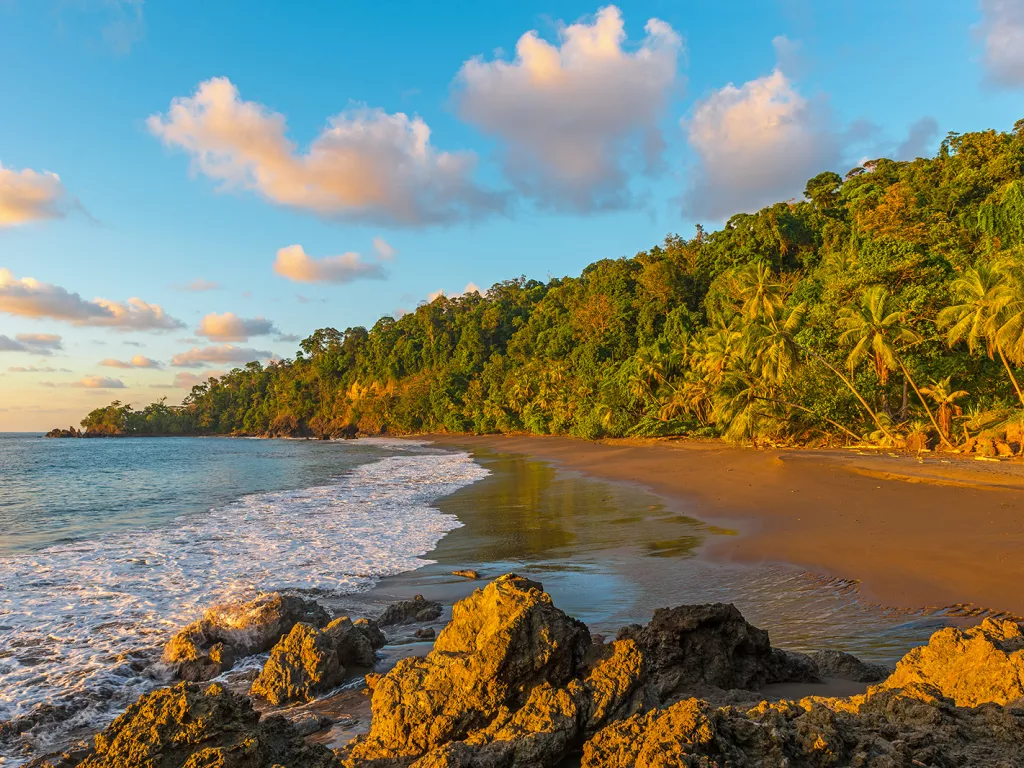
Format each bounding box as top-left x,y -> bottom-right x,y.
919,377 -> 969,443
838,285 -> 952,448
938,262 -> 1024,407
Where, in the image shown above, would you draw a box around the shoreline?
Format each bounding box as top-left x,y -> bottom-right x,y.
422,434 -> 1024,618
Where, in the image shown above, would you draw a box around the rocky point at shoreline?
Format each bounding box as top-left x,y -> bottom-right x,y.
26,574 -> 1024,767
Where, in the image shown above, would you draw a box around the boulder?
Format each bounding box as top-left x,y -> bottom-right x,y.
877,618 -> 1024,706
31,682 -> 339,768
616,603 -> 818,699
251,617 -> 386,705
809,649 -> 890,683
414,627 -> 436,640
163,592 -> 330,681
451,570 -> 481,580
376,595 -> 443,627
344,575 -> 590,765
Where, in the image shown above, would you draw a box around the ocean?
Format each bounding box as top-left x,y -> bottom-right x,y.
0,434 -> 487,763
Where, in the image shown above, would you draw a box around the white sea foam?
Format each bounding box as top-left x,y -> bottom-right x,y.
0,442 -> 486,761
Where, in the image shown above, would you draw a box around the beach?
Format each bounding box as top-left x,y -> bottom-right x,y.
425,435 -> 1024,618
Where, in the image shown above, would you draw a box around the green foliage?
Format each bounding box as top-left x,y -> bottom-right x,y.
82,120 -> 1024,446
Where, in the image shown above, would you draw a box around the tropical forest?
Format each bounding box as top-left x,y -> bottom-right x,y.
79,120 -> 1024,454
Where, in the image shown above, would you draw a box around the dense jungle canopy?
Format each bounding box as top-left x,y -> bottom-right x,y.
79,120 -> 1024,449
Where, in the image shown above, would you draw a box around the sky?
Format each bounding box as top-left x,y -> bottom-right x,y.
1,0 -> 1023,431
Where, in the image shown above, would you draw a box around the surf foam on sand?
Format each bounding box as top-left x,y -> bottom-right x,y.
0,441 -> 487,763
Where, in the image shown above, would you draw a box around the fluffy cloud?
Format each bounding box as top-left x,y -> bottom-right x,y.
197,312 -> 277,342
975,0 -> 1024,87
895,117 -> 940,160
173,278 -> 221,292
273,244 -> 387,284
148,77 -> 502,225
0,332 -> 63,355
373,237 -> 397,261
171,344 -> 271,368
171,370 -> 225,388
99,354 -> 161,369
428,282 -> 483,302
0,269 -> 184,330
275,333 -> 301,343
0,164 -> 69,227
8,365 -> 72,373
455,5 -> 681,211
682,68 -> 841,221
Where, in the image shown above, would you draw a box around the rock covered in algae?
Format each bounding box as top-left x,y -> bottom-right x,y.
32,682 -> 339,768
877,617 -> 1024,706
251,617 -> 386,705
164,592 -> 331,681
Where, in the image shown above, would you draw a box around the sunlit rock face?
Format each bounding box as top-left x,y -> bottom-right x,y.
163,592 -> 331,681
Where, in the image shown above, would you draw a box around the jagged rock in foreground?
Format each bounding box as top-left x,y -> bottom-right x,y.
343,575 -> 592,766
582,685 -> 1024,767
163,592 -> 330,681
809,649 -> 890,683
877,617 -> 1024,706
616,603 -> 819,698
375,594 -> 443,627
32,682 -> 339,768
251,617 -> 386,705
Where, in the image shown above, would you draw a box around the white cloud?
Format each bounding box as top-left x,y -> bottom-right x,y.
74,376 -> 126,389
273,244 -> 387,284
99,354 -> 161,369
975,0 -> 1024,87
275,333 -> 301,343
0,163 -> 69,227
197,312 -> 277,342
455,5 -> 681,211
0,332 -> 63,355
148,77 -> 502,225
173,278 -> 221,292
682,68 -> 840,221
171,344 -> 271,368
8,365 -> 72,373
427,282 -> 483,302
373,236 -> 397,261
0,269 -> 184,331
172,370 -> 225,388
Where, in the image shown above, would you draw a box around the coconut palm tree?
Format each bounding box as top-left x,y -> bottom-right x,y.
919,377 -> 969,443
838,285 -> 952,448
938,261 -> 1024,406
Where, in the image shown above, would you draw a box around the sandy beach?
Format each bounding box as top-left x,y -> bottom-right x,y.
426,435 -> 1024,617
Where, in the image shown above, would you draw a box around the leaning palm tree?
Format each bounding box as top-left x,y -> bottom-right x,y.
938,261 -> 1024,406
919,377 -> 969,443
838,285 -> 952,448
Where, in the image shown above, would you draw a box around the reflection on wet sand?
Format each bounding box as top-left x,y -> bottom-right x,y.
362,448 -> 972,666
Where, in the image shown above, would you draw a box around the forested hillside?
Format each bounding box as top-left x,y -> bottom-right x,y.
79,121 -> 1024,449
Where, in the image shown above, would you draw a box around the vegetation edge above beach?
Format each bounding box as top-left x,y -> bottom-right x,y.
59,119 -> 1024,457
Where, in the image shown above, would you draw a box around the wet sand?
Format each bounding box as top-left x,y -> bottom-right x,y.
426,435 -> 1024,617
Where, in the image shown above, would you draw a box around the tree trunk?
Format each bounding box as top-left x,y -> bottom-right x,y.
900,379 -> 909,422
898,359 -> 955,450
997,345 -> 1024,407
804,348 -> 894,441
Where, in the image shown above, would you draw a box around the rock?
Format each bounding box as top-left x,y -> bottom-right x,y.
251,617 -> 386,705
376,595 -> 443,627
163,592 -> 330,681
975,436 -> 998,457
291,713 -> 334,737
44,427 -> 81,438
996,440 -> 1015,457
616,603 -> 817,699
33,682 -> 339,768
877,618 -> 1024,706
451,569 -> 480,580
810,649 -> 890,683
414,627 -> 436,640
344,574 -> 590,765
579,639 -> 649,736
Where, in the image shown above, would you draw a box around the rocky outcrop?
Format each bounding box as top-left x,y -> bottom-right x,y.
877,618 -> 1024,706
44,427 -> 81,438
251,617 -> 386,705
32,682 -> 339,768
375,595 -> 443,627
164,592 -> 330,681
343,575 -> 591,765
616,603 -> 818,698
582,685 -> 1024,767
809,649 -> 890,683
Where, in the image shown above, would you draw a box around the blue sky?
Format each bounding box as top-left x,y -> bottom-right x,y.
1,0 -> 1022,430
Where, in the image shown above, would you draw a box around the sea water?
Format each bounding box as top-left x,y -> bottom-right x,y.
0,435 -> 487,763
